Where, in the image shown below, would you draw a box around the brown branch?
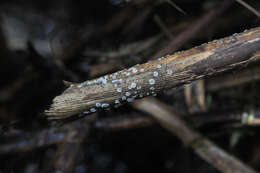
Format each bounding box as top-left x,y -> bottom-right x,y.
152,0 -> 233,58
3,60 -> 260,153
133,97 -> 258,173
94,108 -> 260,131
53,121 -> 90,173
0,116 -> 96,155
94,113 -> 154,131
1,108 -> 258,154
235,0 -> 260,18
45,27 -> 260,121
0,128 -> 66,154
153,15 -> 174,40
83,36 -> 160,59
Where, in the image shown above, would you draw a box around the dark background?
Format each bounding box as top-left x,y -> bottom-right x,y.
0,0 -> 259,172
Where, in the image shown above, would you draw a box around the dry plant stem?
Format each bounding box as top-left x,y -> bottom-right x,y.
45,27 -> 260,120
53,117 -> 96,172
184,79 -> 207,113
102,6 -> 134,33
95,113 -> 155,131
165,0 -> 187,15
133,97 -> 258,173
152,0 -> 233,58
122,8 -> 151,35
235,0 -> 260,18
95,107 -> 260,131
84,36 -> 160,59
0,117 -> 96,155
0,129 -> 66,154
0,108 -> 258,154
154,15 -> 174,40
54,121 -> 90,173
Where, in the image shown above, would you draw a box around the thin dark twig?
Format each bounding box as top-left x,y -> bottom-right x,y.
152,0 -> 233,58
133,97 -> 258,173
236,0 -> 260,18
94,108 -> 260,131
53,121 -> 90,173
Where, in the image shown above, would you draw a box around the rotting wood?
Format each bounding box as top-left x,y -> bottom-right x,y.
45,27 -> 260,121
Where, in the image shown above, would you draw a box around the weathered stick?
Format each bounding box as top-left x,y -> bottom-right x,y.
1,108 -> 258,154
0,128 -> 65,154
53,121 -> 90,173
45,27 -> 260,121
94,108 -> 260,131
133,97 -> 258,173
152,0 -> 233,58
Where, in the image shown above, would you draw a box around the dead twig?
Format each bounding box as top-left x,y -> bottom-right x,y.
184,79 -> 207,113
53,121 -> 90,173
83,36 -> 160,59
152,0 -> 233,58
1,108 -> 259,154
0,128 -> 65,154
235,0 -> 260,18
45,27 -> 260,121
133,97 -> 258,173
153,15 -> 174,40
94,108 -> 260,131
